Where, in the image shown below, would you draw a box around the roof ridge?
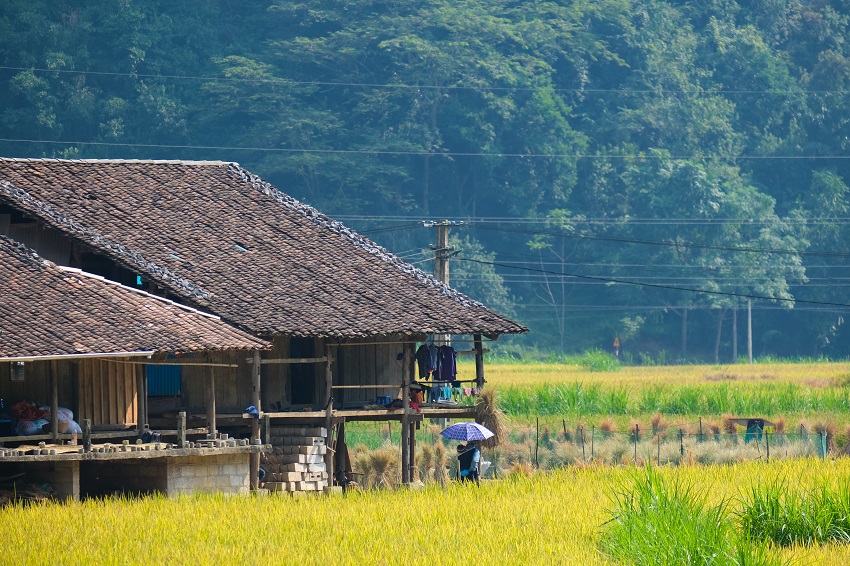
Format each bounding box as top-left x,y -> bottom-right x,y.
0,179 -> 211,300
0,157 -> 233,166
0,234 -> 49,270
226,163 -> 487,309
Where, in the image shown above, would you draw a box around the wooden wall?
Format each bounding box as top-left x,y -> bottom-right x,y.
335,338 -> 404,409
0,359 -> 75,414
77,359 -> 138,426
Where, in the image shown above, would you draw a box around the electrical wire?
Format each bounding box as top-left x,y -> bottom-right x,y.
4,137 -> 850,160
1,65 -> 847,95
456,257 -> 850,307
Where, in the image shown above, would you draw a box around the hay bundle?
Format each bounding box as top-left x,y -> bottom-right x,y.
474,388 -> 505,450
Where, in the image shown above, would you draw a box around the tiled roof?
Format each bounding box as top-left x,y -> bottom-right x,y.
0,235 -> 269,360
0,158 -> 526,337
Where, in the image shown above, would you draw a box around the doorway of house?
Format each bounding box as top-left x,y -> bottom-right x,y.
290,337 -> 315,406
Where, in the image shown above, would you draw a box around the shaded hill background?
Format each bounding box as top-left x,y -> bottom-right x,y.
4,0 -> 850,361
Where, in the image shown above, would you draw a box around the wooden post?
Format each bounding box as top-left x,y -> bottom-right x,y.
766,430 -> 770,462
401,341 -> 411,485
535,417 -> 539,468
657,433 -> 661,464
324,343 -> 334,487
177,411 -> 186,448
473,334 -> 485,390
580,426 -> 585,462
82,419 -> 91,452
262,413 -> 271,446
137,363 -> 148,438
205,364 -> 217,438
633,424 -> 638,461
50,361 -> 59,441
679,429 -> 684,458
250,350 -> 261,490
591,425 -> 595,459
409,421 -> 417,482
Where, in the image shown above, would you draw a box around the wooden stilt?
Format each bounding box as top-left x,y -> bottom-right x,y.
136,363 -> 148,438
401,340 -> 411,485
474,334 -> 485,390
205,363 -> 217,438
250,350 -> 261,490
50,361 -> 59,441
324,343 -> 334,487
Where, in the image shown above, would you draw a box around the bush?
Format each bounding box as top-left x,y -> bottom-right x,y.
579,349 -> 620,372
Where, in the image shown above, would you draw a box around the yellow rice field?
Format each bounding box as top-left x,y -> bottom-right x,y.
482,360 -> 850,389
2,458 -> 849,565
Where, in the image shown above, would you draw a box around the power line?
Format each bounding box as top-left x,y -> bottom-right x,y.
470,224 -> 846,259
2,65 -> 846,95
5,137 -> 850,161
457,257 -> 850,307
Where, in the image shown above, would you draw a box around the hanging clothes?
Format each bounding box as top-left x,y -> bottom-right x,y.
436,345 -> 457,381
415,344 -> 435,379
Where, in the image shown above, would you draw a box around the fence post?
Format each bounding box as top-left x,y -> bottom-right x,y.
591,426 -> 595,460
698,417 -> 704,442
633,424 -> 639,461
562,419 -> 568,441
580,426 -> 585,462
766,430 -> 770,462
535,417 -> 539,469
679,429 -> 684,459
657,433 -> 661,465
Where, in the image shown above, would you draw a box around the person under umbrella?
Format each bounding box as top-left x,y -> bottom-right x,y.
456,440 -> 481,483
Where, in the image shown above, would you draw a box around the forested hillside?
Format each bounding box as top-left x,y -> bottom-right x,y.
3,0 -> 850,361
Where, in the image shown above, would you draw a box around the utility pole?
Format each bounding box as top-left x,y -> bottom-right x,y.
425,220 -> 462,347
747,299 -> 753,364
424,220 -> 463,287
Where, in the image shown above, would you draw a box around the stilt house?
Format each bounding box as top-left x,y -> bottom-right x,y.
0,158 -> 526,489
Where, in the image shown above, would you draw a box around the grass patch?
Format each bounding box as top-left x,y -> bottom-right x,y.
600,465 -> 780,566
741,481 -> 850,546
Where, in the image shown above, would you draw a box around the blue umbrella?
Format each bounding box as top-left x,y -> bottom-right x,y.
440,422 -> 494,442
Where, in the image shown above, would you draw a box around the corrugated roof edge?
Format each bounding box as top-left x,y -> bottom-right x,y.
0,178 -> 211,301
227,163 -> 491,311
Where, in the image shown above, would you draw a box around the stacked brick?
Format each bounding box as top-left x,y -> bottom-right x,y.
261,426 -> 328,492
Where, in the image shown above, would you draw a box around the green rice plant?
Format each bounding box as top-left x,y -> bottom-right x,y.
740,481 -> 850,546
579,349 -> 620,372
601,465 -> 780,566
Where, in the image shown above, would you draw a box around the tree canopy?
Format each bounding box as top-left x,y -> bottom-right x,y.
4,0 -> 850,361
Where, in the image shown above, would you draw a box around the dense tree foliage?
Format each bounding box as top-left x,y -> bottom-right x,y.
4,0 -> 850,361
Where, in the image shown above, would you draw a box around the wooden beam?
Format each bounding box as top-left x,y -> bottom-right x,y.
244,357 -> 328,365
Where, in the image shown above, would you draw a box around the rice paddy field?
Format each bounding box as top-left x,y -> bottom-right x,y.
484,360 -> 850,427
3,458 -> 850,565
